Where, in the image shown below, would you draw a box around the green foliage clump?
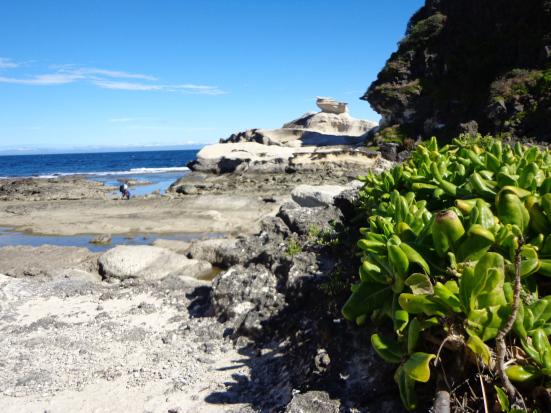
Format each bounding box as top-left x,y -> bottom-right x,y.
371,80 -> 422,104
372,124 -> 410,145
286,236 -> 302,257
344,135 -> 551,411
403,13 -> 447,45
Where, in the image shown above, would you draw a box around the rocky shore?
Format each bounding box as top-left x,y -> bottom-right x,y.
0,98 -> 403,412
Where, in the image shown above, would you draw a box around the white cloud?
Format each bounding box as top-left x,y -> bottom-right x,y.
0,57 -> 19,69
59,66 -> 157,81
94,80 -> 161,91
95,80 -> 225,95
0,73 -> 83,85
0,59 -> 225,95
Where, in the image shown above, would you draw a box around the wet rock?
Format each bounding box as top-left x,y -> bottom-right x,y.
98,245 -> 212,281
212,264 -> 285,336
285,391 -> 340,413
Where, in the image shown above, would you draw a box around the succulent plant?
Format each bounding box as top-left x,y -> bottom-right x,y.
344,135 -> 551,410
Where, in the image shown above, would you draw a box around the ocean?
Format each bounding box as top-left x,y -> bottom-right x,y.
0,149 -> 199,195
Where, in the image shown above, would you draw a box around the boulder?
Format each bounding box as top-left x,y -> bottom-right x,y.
291,184 -> 347,208
211,264 -> 286,336
98,245 -> 211,281
277,202 -> 341,236
186,238 -> 239,267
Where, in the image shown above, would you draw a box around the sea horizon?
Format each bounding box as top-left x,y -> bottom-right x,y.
0,144 -> 206,157
0,148 -> 198,181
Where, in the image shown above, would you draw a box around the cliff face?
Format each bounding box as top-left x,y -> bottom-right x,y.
364,0 -> 551,141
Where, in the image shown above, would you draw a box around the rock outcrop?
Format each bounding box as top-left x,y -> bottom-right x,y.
184,98 -> 380,176
0,177 -> 111,201
364,0 -> 551,141
204,185 -> 403,411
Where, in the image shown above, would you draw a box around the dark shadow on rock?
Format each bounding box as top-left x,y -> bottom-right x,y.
186,285 -> 214,318
200,199 -> 407,412
203,279 -> 405,412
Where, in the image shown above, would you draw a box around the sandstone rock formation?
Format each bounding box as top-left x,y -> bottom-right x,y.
316,97 -> 347,114
364,0 -> 551,142
183,98 -> 382,176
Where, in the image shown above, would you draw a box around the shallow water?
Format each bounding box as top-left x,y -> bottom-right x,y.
91,170 -> 187,196
0,227 -> 222,253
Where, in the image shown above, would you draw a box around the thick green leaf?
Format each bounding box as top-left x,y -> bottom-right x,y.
433,282 -> 462,313
405,273 -> 434,295
494,386 -> 510,412
530,296 -> 551,329
359,259 -> 386,284
394,366 -> 417,411
505,365 -> 540,382
402,352 -> 436,382
371,333 -> 404,364
399,293 -> 446,316
342,282 -> 393,321
466,306 -> 504,341
388,244 -> 409,278
466,334 -> 491,365
394,310 -> 409,334
460,253 -> 505,311
399,243 -> 430,274
532,328 -> 551,370
407,318 -> 421,354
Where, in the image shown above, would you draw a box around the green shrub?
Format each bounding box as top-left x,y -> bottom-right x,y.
344,135 -> 551,410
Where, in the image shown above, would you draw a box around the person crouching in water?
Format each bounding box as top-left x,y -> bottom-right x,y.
119,183 -> 131,200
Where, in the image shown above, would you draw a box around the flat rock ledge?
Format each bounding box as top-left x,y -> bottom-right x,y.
98,245 -> 212,282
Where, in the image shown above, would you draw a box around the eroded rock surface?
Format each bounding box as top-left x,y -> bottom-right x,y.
98,245 -> 212,281
0,245 -> 99,279
0,177 -> 111,201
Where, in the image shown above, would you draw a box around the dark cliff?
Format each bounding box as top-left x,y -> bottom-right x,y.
364,0 -> 551,142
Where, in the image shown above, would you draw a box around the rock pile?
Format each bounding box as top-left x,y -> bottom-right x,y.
191,183 -> 404,411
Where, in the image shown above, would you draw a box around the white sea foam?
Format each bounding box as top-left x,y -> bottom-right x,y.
0,167 -> 190,179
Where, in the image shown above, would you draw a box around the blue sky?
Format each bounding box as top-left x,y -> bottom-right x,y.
0,0 -> 423,152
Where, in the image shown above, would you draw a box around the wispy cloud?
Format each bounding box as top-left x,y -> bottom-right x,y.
0,57 -> 20,69
0,58 -> 225,95
55,65 -> 157,81
95,80 -> 225,95
0,73 -> 82,85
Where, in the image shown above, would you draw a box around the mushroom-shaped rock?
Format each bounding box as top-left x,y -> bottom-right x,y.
316,97 -> 348,114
